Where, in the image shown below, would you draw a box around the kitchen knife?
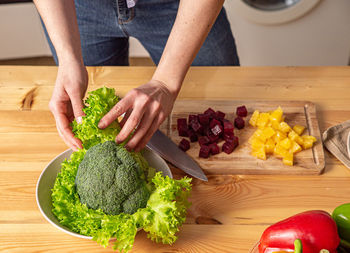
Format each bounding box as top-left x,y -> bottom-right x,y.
147,130 -> 208,181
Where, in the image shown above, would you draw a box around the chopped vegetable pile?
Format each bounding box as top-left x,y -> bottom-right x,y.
51,87 -> 192,252
249,106 -> 317,166
176,105 -> 248,157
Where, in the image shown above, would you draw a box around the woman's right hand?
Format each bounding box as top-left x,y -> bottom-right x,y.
49,61 -> 88,151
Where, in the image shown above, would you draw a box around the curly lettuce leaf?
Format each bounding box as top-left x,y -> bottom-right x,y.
134,173 -> 192,244
72,86 -> 121,150
51,87 -> 192,252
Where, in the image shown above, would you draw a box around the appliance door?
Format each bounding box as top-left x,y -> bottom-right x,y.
233,0 -> 321,25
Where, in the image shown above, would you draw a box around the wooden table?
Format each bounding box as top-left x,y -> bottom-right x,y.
1,66 -> 350,252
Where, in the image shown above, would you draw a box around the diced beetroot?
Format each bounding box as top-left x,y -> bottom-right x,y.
234,116 -> 245,129
198,113 -> 210,125
223,121 -> 234,134
209,119 -> 223,136
211,124 -> 223,137
178,125 -> 188,137
187,129 -> 198,142
199,145 -> 210,158
177,118 -> 187,128
226,136 -> 239,149
203,125 -> 210,136
188,114 -> 198,124
222,142 -> 234,154
216,110 -> 226,120
179,138 -> 190,152
210,119 -> 222,129
208,133 -> 219,143
236,105 -> 248,117
198,136 -> 210,146
224,132 -> 235,142
191,120 -> 204,134
204,108 -> 216,119
209,143 -> 220,155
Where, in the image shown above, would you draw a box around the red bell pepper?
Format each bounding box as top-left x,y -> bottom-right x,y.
258,210 -> 340,253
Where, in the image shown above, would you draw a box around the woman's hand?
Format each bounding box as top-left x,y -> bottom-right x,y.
98,79 -> 178,152
49,62 -> 88,151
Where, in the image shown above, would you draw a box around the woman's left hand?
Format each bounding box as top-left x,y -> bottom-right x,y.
98,79 -> 178,152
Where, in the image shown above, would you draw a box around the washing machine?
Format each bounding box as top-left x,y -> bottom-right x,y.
224,0 -> 350,66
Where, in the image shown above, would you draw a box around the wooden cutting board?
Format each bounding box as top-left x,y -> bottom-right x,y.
161,100 -> 325,175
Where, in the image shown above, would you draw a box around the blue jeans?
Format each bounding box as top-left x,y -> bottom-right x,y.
43,0 -> 239,66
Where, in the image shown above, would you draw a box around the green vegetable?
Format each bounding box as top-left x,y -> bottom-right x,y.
332,203 -> 350,251
72,87 -> 121,150
52,87 -> 192,252
76,141 -> 150,215
294,239 -> 303,253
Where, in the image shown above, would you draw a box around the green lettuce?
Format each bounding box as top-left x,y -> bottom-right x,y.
52,87 -> 192,252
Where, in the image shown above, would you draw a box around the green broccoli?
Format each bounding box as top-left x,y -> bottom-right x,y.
75,141 -> 150,215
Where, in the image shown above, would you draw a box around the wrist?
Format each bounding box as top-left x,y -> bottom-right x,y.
57,50 -> 84,67
152,72 -> 182,97
151,78 -> 181,99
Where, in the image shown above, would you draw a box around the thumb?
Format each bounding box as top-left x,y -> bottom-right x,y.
69,91 -> 85,123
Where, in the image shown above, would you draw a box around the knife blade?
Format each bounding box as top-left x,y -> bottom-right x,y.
146,130 -> 208,181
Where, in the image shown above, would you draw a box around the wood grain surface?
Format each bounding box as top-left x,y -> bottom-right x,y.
169,100 -> 324,175
1,66 -> 350,253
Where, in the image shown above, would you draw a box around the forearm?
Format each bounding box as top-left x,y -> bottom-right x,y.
34,0 -> 83,65
152,0 -> 225,95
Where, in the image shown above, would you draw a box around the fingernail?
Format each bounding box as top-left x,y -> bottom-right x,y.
76,116 -> 83,124
98,121 -> 105,129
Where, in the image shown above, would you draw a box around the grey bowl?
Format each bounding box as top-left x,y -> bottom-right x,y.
36,147 -> 172,239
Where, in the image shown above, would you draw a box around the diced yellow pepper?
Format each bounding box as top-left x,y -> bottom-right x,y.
257,113 -> 270,129
302,135 -> 317,143
265,138 -> 275,154
248,106 -> 317,166
290,141 -> 302,153
270,106 -> 283,123
288,130 -> 299,141
302,140 -> 314,149
262,127 -> 276,139
271,120 -> 280,130
283,152 -> 294,166
301,135 -> 317,149
293,125 -> 305,136
253,129 -> 267,142
251,138 -> 265,150
280,138 -> 292,150
274,143 -> 289,158
249,110 -> 260,127
274,131 -> 287,143
295,135 -> 304,146
252,146 -> 266,160
279,122 -> 292,133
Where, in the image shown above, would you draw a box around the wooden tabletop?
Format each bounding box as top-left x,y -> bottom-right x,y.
1,66 -> 350,252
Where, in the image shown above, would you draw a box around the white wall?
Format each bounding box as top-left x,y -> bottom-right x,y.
1,1 -> 349,66
0,3 -> 51,59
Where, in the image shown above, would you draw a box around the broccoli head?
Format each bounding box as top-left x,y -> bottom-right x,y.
75,141 -> 150,215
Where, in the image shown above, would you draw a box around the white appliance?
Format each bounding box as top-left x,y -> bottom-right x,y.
1,0 -> 350,66
224,0 -> 350,66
